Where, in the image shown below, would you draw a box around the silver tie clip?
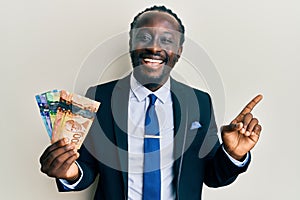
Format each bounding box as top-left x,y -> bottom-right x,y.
144,135 -> 162,139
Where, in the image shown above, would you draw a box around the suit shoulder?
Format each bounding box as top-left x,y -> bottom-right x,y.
85,79 -> 119,100
193,87 -> 211,103
90,79 -> 119,91
85,75 -> 130,101
172,79 -> 211,102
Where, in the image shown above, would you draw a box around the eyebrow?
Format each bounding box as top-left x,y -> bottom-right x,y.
135,28 -> 177,36
161,32 -> 175,36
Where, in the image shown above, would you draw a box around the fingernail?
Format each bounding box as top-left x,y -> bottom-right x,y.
241,128 -> 246,133
251,131 -> 255,135
246,131 -> 250,136
64,138 -> 69,144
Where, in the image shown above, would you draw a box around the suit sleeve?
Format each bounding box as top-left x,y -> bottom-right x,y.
56,144 -> 99,191
203,94 -> 251,188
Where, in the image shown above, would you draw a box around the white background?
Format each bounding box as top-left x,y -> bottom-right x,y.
1,0 -> 299,199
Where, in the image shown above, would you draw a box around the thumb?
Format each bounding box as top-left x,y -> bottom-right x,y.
222,122 -> 243,133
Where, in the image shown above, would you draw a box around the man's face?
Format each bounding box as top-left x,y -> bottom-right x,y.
130,11 -> 183,88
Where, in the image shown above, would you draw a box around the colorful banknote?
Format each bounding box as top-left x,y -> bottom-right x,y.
35,93 -> 52,138
35,89 -> 100,149
45,90 -> 60,128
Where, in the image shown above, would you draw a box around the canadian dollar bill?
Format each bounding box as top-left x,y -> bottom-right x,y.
51,107 -> 65,143
35,94 -> 52,138
45,90 -> 60,128
54,90 -> 100,149
36,89 -> 100,149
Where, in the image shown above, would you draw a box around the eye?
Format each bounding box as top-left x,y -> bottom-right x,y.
160,36 -> 174,44
137,33 -> 152,42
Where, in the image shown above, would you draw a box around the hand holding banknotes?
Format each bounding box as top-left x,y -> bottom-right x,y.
36,89 -> 100,181
39,138 -> 80,181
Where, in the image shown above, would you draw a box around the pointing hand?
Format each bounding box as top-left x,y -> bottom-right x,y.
221,94 -> 263,160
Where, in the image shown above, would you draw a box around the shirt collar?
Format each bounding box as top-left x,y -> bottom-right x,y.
130,74 -> 171,104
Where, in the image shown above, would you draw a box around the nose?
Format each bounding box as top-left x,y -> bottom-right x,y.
147,37 -> 162,53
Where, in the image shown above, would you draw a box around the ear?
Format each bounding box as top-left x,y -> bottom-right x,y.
176,46 -> 183,61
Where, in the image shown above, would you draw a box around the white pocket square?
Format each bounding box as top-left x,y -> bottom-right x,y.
190,121 -> 202,130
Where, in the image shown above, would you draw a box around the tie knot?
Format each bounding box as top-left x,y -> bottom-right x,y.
148,94 -> 157,106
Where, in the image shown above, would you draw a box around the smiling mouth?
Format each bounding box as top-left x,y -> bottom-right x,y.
143,58 -> 164,64
142,57 -> 165,69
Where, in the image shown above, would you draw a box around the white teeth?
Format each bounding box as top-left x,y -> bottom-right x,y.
144,58 -> 163,64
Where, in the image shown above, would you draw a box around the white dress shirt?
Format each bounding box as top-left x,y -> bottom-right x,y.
128,75 -> 175,200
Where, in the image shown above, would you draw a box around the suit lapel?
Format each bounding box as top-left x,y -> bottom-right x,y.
111,75 -> 130,198
171,79 -> 202,199
170,79 -> 189,192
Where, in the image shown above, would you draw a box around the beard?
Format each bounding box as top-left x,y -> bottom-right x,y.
132,64 -> 172,89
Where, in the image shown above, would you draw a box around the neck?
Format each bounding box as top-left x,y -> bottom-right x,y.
144,83 -> 163,92
133,73 -> 169,92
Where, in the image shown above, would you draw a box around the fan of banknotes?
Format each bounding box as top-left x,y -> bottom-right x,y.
35,89 -> 100,149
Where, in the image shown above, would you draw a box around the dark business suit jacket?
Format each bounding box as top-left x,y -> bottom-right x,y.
57,75 -> 250,200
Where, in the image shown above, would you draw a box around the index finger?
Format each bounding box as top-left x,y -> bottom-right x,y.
233,94 -> 263,123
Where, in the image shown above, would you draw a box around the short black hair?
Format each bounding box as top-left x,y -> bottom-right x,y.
129,5 -> 185,46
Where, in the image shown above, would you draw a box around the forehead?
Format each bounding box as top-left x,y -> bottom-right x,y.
134,11 -> 180,32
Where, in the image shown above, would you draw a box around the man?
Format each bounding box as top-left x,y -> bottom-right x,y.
40,5 -> 263,200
